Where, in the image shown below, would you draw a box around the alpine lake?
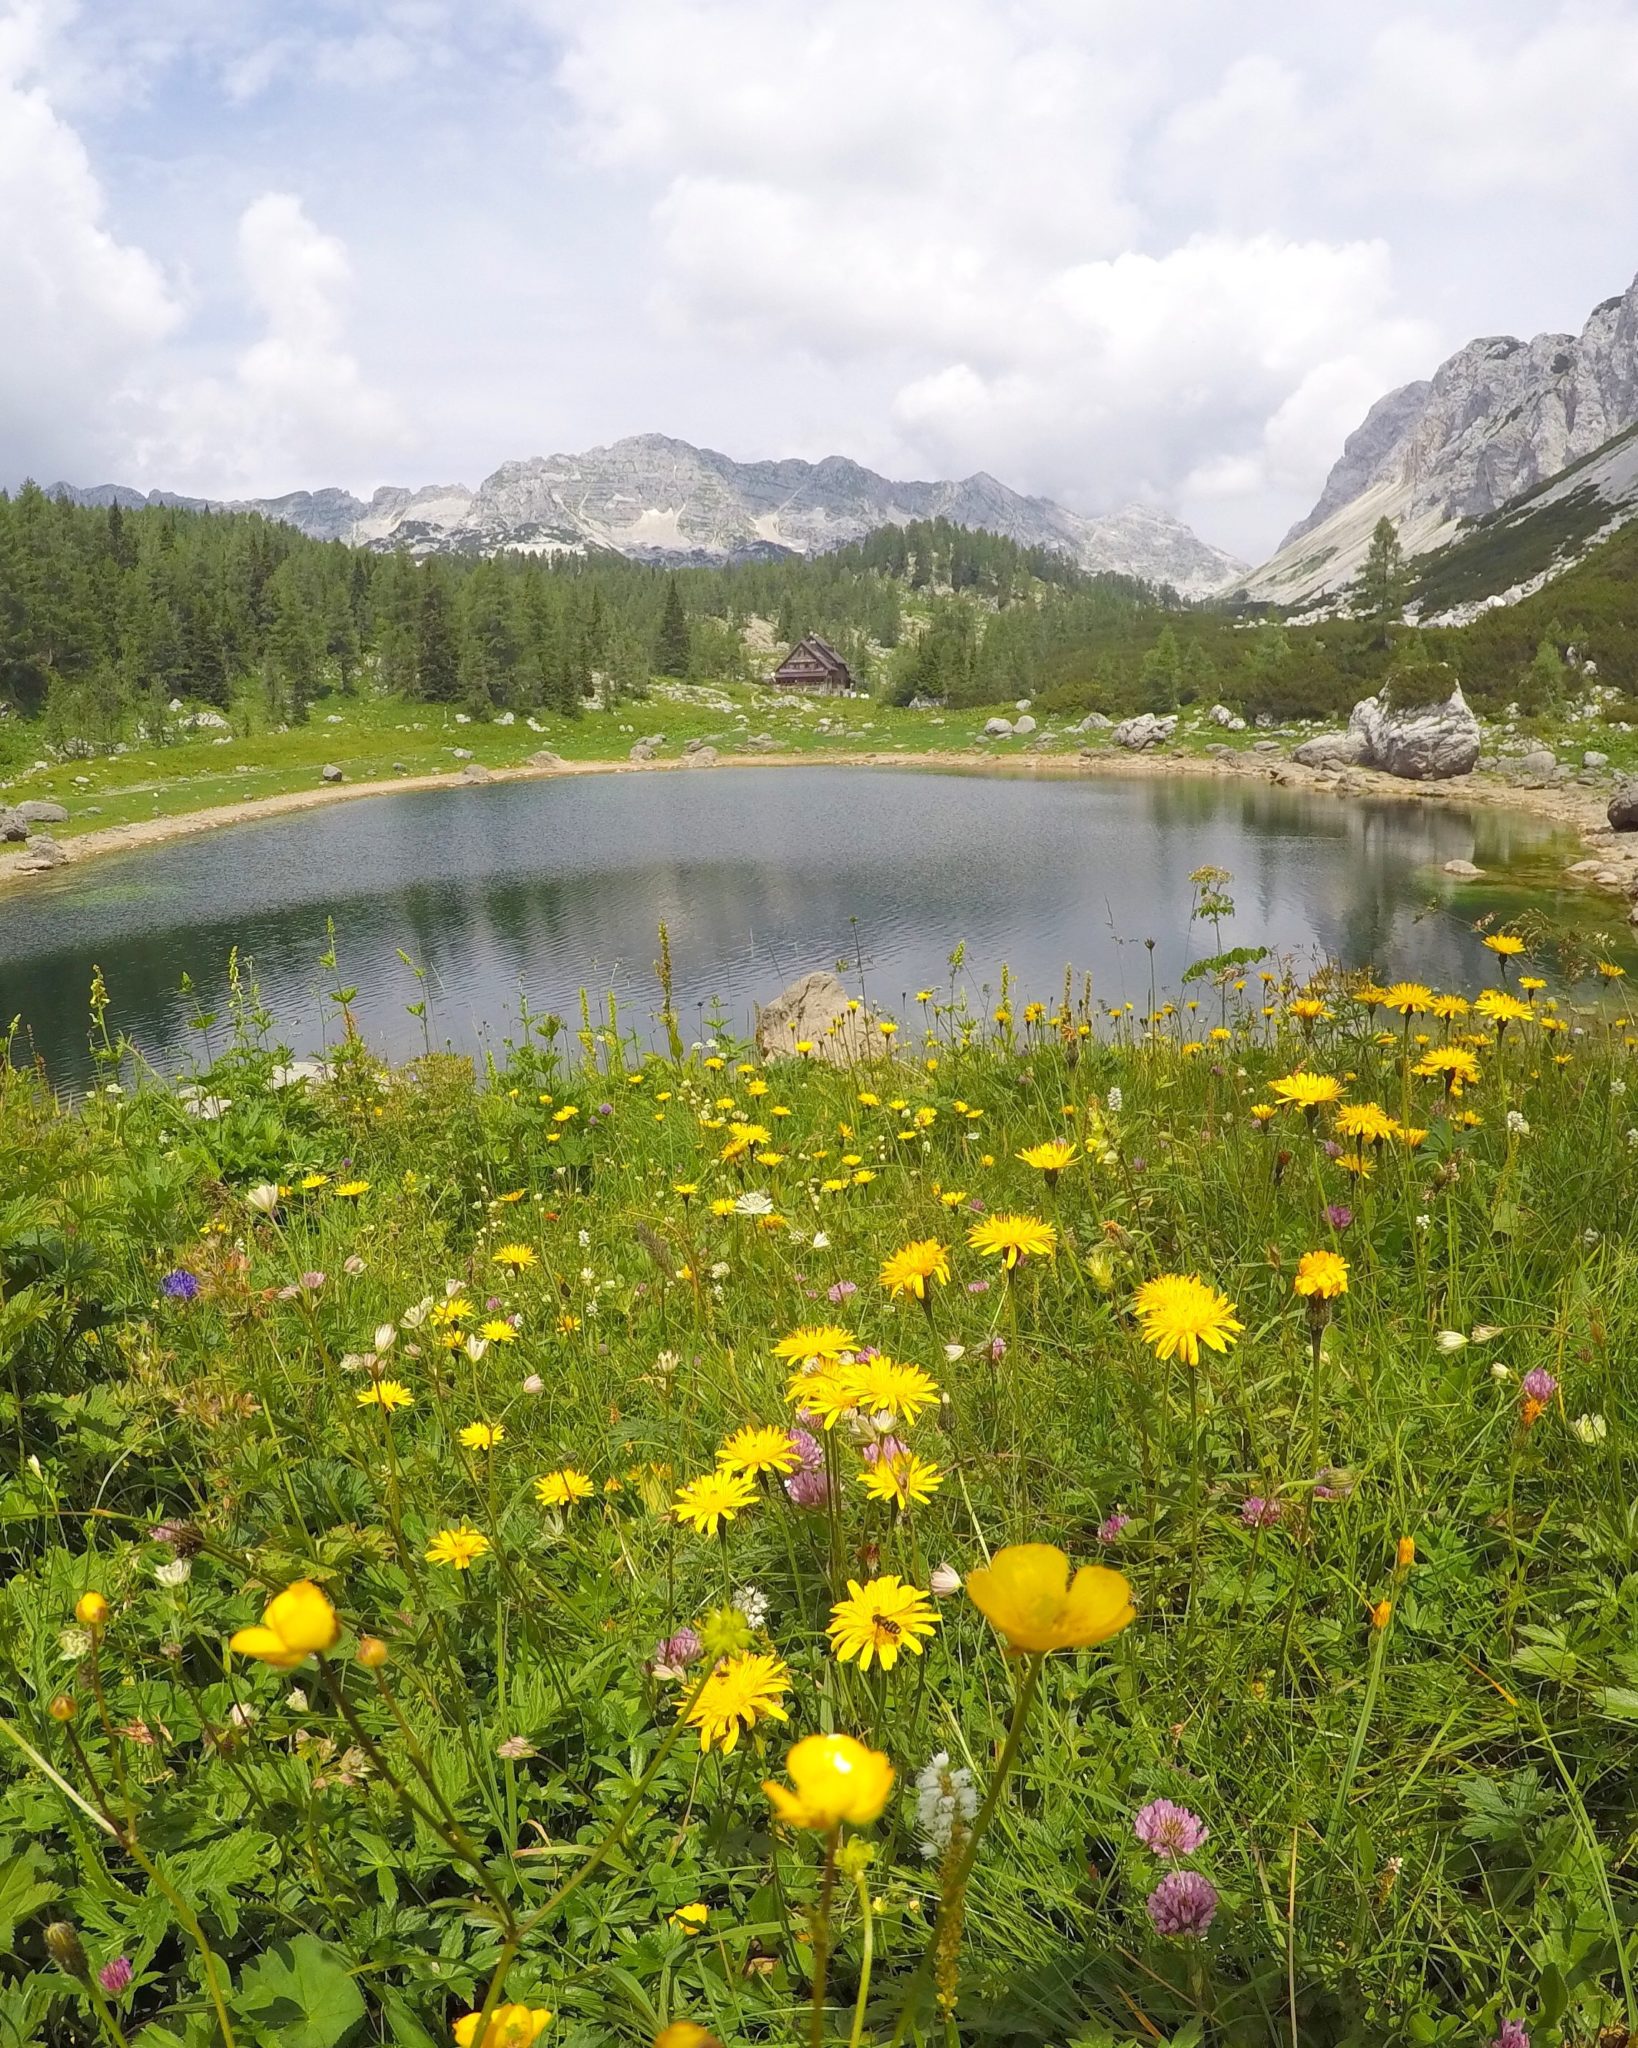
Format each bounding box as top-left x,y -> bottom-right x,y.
0,764 -> 1629,1092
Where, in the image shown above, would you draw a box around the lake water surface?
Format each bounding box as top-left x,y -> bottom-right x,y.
0,765 -> 1611,1089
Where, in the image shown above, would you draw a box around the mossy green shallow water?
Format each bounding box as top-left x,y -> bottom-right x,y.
1,934 -> 1636,2047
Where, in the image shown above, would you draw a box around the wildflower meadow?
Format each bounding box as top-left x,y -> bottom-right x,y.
3,923 -> 1637,2048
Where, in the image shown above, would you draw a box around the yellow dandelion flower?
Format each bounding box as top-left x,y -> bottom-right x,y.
683,1651 -> 790,1752
717,1424 -> 801,1477
1131,1273 -> 1243,1366
1293,1249 -> 1349,1299
479,1319 -> 517,1344
355,1379 -> 414,1411
851,1355 -> 941,1425
967,1212 -> 1057,1269
879,1239 -> 951,1301
1382,982 -> 1433,1016
859,1450 -> 944,1511
827,1575 -> 939,1672
492,1243 -> 538,1273
772,1325 -> 858,1365
672,1468 -> 758,1536
534,1468 -> 595,1508
1017,1139 -> 1078,1181
424,1525 -> 490,1569
459,1421 -> 505,1451
1270,1071 -> 1343,1111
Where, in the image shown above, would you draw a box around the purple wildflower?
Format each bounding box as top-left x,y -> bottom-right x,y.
1320,1139 -> 1342,1160
1133,1799 -> 1209,1858
1492,2023 -> 1529,2048
827,1279 -> 858,1304
160,1269 -> 200,1301
1130,1157 -> 1147,1173
1324,1204 -> 1353,1231
783,1428 -> 830,1509
649,1627 -> 702,1680
1098,1511 -> 1130,1543
1240,1496 -> 1281,1529
1146,1869 -> 1218,1937
863,1436 -> 909,1465
966,1279 -> 991,1294
597,1102 -> 613,1116
985,1335 -> 1007,1362
299,1269 -> 325,1292
98,1957 -> 133,1996
1520,1369 -> 1557,1403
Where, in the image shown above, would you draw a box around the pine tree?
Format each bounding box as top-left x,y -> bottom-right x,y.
415,573 -> 461,702
652,578 -> 691,678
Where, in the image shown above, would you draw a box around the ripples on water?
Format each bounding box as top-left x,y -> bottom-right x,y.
0,765 -> 1602,1089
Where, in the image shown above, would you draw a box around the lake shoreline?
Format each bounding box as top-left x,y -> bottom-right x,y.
1,742 -> 1630,898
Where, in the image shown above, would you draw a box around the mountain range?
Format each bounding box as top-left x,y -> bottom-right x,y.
52,434 -> 1248,601
1239,270 -> 1638,613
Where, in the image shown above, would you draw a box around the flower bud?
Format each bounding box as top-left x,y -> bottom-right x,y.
49,1695 -> 76,1722
1396,1536 -> 1415,1570
44,1922 -> 88,1979
357,1635 -> 389,1670
1434,1330 -> 1467,1353
1370,1599 -> 1393,1631
374,1324 -> 397,1354
929,1562 -> 963,1597
74,1592 -> 109,1631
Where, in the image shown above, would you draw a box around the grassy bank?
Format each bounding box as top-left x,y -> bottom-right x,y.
3,943 -> 1636,2047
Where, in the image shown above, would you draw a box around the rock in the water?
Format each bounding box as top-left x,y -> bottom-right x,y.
17,799 -> 69,824
320,764 -> 344,783
457,761 -> 493,783
1345,684 -> 1481,779
1012,714 -> 1037,736
1293,731 -> 1369,769
681,745 -> 719,767
1443,859 -> 1484,877
755,971 -> 878,1065
1113,712 -> 1177,751
1608,783 -> 1638,831
983,717 -> 1014,738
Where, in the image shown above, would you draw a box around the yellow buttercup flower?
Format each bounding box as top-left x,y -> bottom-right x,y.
966,1212 -> 1057,1268
1131,1273 -> 1243,1366
965,1543 -> 1135,1654
672,1468 -> 758,1535
654,2028 -> 723,2048
683,1651 -> 791,1752
75,1592 -> 110,1630
763,1732 -> 894,1830
229,1580 -> 340,1668
667,1902 -> 709,1935
879,1239 -> 950,1301
1292,1250 -> 1349,1300
827,1575 -> 939,1671
452,2003 -> 552,2047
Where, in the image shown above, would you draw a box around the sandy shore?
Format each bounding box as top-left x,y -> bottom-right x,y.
2,743 -> 1632,898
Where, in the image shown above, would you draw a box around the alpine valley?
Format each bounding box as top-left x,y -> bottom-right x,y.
50,432 -> 1248,602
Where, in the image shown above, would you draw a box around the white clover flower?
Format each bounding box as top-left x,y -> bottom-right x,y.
914,1752 -> 978,1860
1505,1110 -> 1529,1137
578,1229 -> 591,1249
154,1557 -> 192,1588
1106,1086 -> 1123,1114
733,1585 -> 769,1630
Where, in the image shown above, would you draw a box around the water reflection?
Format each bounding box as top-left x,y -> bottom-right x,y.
0,765 -> 1600,1090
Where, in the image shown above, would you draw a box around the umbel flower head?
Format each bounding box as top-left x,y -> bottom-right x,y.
452,2004 -> 552,2047
1131,1273 -> 1243,1366
763,1732 -> 894,1830
965,1543 -> 1134,1654
229,1580 -> 340,1669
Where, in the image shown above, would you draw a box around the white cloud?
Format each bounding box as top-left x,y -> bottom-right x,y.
0,3 -> 181,479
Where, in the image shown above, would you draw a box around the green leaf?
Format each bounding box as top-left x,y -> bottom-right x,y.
234,1936 -> 365,2048
1510,1640 -> 1578,1681
0,1844 -> 58,1952
1591,1685 -> 1638,1720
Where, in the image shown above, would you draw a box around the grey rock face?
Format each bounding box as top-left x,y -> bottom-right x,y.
755,971 -> 877,1065
1113,713 -> 1178,750
17,834 -> 66,870
526,750 -> 565,770
681,745 -> 719,767
0,808 -> 30,841
1292,731 -> 1369,768
457,761 -> 494,783
1074,712 -> 1113,733
320,764 -> 344,783
1012,714 -> 1037,735
982,717 -> 1014,738
1584,750 -> 1610,768
16,800 -> 68,824
1346,686 -> 1481,779
1516,747 -> 1559,782
629,743 -> 657,763
50,434 -> 1248,598
1443,859 -> 1484,877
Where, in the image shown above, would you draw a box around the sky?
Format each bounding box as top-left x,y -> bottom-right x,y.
5,0 -> 1638,563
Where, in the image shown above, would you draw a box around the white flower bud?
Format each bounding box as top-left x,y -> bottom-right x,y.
929,1562 -> 963,1597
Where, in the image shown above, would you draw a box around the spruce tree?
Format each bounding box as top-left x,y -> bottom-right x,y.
1357,518 -> 1408,646
415,573 -> 461,702
652,578 -> 691,678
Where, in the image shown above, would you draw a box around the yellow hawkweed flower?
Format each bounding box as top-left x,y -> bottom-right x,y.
717,1424 -> 801,1477
1292,1250 -> 1349,1300
672,1469 -> 758,1536
879,1239 -> 951,1301
859,1450 -> 944,1511
1334,1102 -> 1397,1144
424,1526 -> 490,1569
772,1324 -> 857,1365
229,1580 -> 340,1667
1413,1046 -> 1481,1095
965,1543 -> 1135,1654
492,1243 -> 538,1272
1270,1071 -> 1344,1111
1475,989 -> 1532,1029
1382,982 -> 1433,1016
786,1364 -> 868,1429
1482,933 -> 1525,959
459,1421 -> 505,1451
683,1651 -> 790,1752
827,1575 -> 939,1672
763,1733 -> 894,1830
966,1212 -> 1057,1268
479,1319 -> 517,1344
334,1179 -> 370,1198
356,1379 -> 414,1411
1131,1273 -> 1243,1366
850,1355 -> 941,1424
1017,1139 -> 1078,1181
534,1468 -> 595,1508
